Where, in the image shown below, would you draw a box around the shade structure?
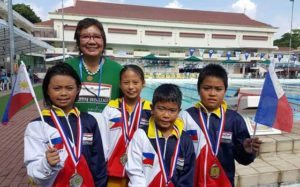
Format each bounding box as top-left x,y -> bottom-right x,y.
222,59 -> 237,64
0,19 -> 54,61
259,60 -> 271,65
184,55 -> 202,62
141,53 -> 159,60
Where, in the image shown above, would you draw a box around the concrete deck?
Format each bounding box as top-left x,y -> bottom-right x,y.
0,103 -> 39,186
0,103 -> 299,186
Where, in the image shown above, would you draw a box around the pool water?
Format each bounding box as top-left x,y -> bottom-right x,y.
141,79 -> 300,121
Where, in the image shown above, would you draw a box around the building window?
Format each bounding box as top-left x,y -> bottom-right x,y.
212,34 -> 236,39
64,25 -> 76,31
108,28 -> 137,35
145,30 -> 172,36
179,32 -> 205,38
243,35 -> 268,41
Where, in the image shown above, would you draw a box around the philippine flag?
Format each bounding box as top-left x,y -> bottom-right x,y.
142,152 -> 154,166
254,62 -> 293,132
186,130 -> 198,141
1,62 -> 34,125
51,137 -> 64,150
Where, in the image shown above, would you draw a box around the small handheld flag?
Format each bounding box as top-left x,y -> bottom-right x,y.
1,62 -> 52,146
2,62 -> 34,124
254,62 -> 293,132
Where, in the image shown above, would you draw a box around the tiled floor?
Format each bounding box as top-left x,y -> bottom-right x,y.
235,121 -> 300,187
0,102 -> 299,186
0,103 -> 39,187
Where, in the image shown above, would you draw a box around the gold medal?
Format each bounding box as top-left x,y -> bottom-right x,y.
87,75 -> 93,81
69,173 -> 83,187
120,153 -> 128,166
209,164 -> 220,179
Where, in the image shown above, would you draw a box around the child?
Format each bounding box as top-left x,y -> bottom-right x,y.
101,64 -> 152,186
24,63 -> 107,187
180,64 -> 262,187
126,84 -> 195,187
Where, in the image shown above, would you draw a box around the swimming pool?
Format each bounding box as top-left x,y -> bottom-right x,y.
141,79 -> 300,121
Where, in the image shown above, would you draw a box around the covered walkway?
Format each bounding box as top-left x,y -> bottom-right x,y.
0,19 -> 53,66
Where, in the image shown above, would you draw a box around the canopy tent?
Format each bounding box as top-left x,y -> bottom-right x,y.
45,54 -> 72,62
184,55 -> 202,62
141,53 -> 159,60
0,19 -> 54,64
222,59 -> 237,64
259,60 -> 271,65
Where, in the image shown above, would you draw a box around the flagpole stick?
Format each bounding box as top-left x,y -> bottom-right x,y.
32,96 -> 53,147
251,122 -> 258,152
252,122 -> 258,139
21,61 -> 53,147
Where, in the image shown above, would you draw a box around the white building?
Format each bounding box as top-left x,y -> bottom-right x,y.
34,0 -> 279,76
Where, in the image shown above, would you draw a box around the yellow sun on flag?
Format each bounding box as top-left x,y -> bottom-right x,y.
19,80 -> 29,90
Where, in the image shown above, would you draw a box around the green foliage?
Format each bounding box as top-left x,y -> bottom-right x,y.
12,3 -> 42,23
274,29 -> 300,49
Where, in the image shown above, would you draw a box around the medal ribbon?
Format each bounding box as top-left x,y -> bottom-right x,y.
155,125 -> 181,186
50,109 -> 82,167
79,56 -> 104,102
198,106 -> 225,156
121,98 -> 142,146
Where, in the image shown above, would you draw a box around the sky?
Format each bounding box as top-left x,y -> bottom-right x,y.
12,0 -> 300,39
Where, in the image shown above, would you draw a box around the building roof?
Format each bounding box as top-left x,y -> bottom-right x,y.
54,1 -> 273,28
35,19 -> 54,27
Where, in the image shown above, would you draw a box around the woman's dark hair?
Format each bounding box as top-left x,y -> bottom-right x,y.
197,64 -> 228,92
152,84 -> 182,108
74,18 -> 107,55
42,63 -> 81,107
120,64 -> 145,82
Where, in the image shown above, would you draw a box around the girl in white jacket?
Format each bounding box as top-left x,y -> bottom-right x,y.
24,63 -> 107,187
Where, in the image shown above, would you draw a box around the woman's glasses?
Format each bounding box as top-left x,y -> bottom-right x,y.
80,34 -> 102,42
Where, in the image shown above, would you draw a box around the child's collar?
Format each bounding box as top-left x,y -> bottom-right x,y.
42,106 -> 80,117
147,117 -> 184,139
107,98 -> 151,111
194,101 -> 227,118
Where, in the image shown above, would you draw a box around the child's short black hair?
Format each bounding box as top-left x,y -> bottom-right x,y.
120,64 -> 145,83
42,63 -> 81,107
152,84 -> 182,108
197,64 -> 228,92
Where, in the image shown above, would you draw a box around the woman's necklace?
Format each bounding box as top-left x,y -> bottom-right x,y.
82,60 -> 101,81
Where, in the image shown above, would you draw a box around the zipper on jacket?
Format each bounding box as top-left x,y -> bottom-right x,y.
206,113 -> 211,129
163,137 -> 169,159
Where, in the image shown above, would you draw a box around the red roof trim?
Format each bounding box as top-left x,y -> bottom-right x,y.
56,1 -> 273,28
35,20 -> 54,27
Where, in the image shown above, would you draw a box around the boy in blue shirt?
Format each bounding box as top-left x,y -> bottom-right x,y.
181,64 -> 262,187
126,84 -> 195,187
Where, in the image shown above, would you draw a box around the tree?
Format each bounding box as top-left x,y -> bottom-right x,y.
274,29 -> 300,49
12,4 -> 41,23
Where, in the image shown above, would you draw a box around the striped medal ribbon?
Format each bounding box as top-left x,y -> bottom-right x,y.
50,109 -> 82,169
198,106 -> 225,156
121,98 -> 142,146
155,125 -> 181,187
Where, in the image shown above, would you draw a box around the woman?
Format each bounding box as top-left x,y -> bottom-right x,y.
66,18 -> 122,161
66,18 -> 122,113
